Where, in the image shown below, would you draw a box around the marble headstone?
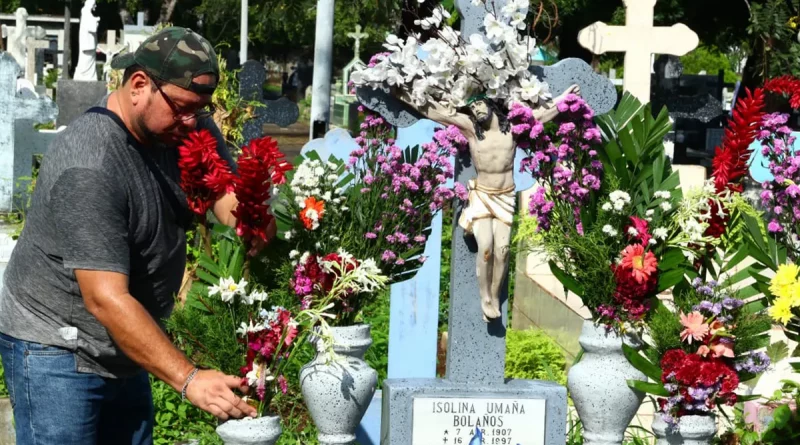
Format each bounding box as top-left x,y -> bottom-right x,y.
239,60 -> 300,145
55,79 -> 108,127
0,53 -> 58,212
12,119 -> 65,210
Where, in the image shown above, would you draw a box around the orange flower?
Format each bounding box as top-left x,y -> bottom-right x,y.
680,311 -> 709,344
300,197 -> 325,230
619,244 -> 658,284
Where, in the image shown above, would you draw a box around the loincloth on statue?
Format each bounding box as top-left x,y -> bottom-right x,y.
457,179 -> 516,235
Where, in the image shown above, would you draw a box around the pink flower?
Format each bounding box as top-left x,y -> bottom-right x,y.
680,311 -> 710,344
619,244 -> 658,284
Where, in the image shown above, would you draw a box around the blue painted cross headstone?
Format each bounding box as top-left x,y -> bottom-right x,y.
239,60 -> 300,146
0,53 -> 58,212
359,2 -> 569,444
300,118 -> 446,445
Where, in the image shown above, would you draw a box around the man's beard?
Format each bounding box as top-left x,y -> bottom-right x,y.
136,114 -> 185,148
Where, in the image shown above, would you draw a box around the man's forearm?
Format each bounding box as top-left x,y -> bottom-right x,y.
88,291 -> 195,391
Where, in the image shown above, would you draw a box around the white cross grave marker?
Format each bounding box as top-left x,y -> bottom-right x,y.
577,0 -> 699,102
25,37 -> 51,84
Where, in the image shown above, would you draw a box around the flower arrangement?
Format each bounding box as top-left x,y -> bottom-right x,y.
756,111 -> 800,256
624,278 -> 772,430
351,0 -> 551,111
274,109 -> 462,326
177,131 -> 290,254
519,93 -> 698,330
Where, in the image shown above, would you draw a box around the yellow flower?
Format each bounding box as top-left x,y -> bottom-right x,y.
792,281 -> 800,308
769,296 -> 796,326
770,263 -> 800,299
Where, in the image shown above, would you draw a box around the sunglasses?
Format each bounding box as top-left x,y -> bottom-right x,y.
152,80 -> 216,122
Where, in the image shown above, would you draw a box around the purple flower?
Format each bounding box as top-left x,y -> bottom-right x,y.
381,250 -> 397,262
735,352 -> 771,374
722,298 -> 744,311
454,183 -> 469,201
768,220 -> 783,233
365,232 -> 377,240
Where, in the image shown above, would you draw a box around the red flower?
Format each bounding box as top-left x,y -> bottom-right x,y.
232,137 -> 292,250
765,75 -> 800,110
661,349 -> 687,379
178,130 -> 236,217
627,216 -> 652,246
707,87 -> 766,239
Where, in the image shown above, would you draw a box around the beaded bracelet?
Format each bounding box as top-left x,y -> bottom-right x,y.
181,367 -> 200,402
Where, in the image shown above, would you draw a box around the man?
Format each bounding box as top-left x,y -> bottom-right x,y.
0,27 -> 262,444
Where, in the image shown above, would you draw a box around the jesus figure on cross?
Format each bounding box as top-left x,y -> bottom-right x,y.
402,85 -> 580,321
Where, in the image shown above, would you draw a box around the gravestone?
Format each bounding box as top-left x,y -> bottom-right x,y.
650,55 -> 725,165
377,3 -> 568,444
577,0 -> 699,103
25,37 -> 51,84
55,79 -> 107,127
0,53 -> 58,212
121,12 -> 154,53
12,119 -> 65,210
239,60 -> 300,146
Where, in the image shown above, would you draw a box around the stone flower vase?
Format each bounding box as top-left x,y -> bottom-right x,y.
300,324 -> 377,445
567,320 -> 646,445
215,415 -> 282,445
652,415 -> 717,445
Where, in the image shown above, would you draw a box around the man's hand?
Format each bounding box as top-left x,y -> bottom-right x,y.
247,219 -> 277,257
185,370 -> 258,420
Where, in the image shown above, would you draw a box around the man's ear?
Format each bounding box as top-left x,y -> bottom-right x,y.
129,71 -> 150,106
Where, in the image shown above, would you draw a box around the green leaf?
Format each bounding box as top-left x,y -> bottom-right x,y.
198,257 -> 222,279
769,404 -> 792,430
767,341 -> 790,363
195,269 -> 218,286
658,268 -> 687,292
228,245 -> 245,280
549,261 -> 584,296
659,248 -> 688,271
627,380 -> 670,397
622,344 -> 662,382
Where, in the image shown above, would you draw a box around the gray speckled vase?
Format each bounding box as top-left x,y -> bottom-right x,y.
652,415 -> 717,445
215,415 -> 282,445
300,324 -> 377,445
568,321 -> 646,445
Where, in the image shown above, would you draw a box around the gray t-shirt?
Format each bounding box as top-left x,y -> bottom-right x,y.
0,98 -> 234,378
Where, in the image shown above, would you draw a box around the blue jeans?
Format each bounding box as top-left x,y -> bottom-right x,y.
0,332 -> 154,445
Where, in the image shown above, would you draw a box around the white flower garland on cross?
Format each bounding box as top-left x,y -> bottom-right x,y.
351,0 -> 552,111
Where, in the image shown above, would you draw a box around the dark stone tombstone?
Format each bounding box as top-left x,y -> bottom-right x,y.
55,80 -> 108,127
651,55 -> 726,166
239,60 -> 300,146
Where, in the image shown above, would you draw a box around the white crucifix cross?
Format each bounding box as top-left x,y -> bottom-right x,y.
577,0 -> 698,103
347,24 -> 368,61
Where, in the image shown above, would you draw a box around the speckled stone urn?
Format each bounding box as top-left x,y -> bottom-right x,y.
568,320 -> 646,445
652,414 -> 717,445
299,324 -> 377,445
215,415 -> 282,445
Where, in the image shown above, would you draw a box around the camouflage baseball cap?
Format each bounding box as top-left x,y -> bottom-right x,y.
111,27 -> 219,94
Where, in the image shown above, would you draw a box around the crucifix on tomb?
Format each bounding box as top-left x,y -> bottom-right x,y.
347,25 -> 368,62
342,25 -> 369,95
577,0 -> 699,102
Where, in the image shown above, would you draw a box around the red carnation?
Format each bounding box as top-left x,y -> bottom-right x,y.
661,349 -> 687,379
178,130 -> 236,217
232,136 -> 292,250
